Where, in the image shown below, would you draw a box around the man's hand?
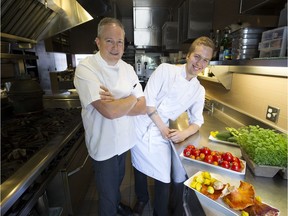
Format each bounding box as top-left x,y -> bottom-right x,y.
159,126 -> 171,140
168,129 -> 187,143
99,85 -> 114,101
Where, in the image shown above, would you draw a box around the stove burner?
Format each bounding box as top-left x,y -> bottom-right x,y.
1,108 -> 81,183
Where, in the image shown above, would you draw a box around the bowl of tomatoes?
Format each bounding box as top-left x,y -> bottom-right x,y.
181,144 -> 246,175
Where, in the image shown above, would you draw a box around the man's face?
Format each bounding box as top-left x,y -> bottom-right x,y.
95,24 -> 125,66
186,45 -> 213,77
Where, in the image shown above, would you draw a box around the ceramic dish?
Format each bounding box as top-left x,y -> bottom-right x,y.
209,135 -> 239,147
180,152 -> 246,175
184,171 -> 280,216
184,171 -> 240,215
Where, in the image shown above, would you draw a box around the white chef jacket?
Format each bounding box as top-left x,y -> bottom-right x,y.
131,63 -> 205,183
74,52 -> 144,161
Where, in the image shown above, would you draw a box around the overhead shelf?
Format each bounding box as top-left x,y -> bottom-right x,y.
198,66 -> 232,90
209,58 -> 287,67
1,53 -> 38,60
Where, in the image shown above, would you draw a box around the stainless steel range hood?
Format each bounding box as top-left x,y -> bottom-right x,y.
1,0 -> 93,43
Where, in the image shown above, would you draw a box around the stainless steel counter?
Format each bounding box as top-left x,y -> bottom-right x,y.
43,90 -> 80,109
170,111 -> 287,216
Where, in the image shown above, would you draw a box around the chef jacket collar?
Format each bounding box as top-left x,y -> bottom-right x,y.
96,51 -> 120,69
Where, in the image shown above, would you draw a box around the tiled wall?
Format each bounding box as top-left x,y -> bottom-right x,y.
200,73 -> 287,133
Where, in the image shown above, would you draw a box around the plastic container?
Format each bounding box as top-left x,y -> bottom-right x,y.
259,26 -> 287,58
261,26 -> 287,41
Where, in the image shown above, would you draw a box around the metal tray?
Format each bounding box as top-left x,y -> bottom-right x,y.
231,27 -> 269,35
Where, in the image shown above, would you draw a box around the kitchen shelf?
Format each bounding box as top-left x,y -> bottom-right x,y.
210,58 -> 287,67
198,65 -> 232,90
1,53 -> 38,60
208,58 -> 288,78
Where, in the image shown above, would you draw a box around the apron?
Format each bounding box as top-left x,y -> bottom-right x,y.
132,75 -> 201,183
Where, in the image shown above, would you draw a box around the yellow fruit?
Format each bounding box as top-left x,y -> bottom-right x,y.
195,182 -> 202,192
241,211 -> 249,216
210,131 -> 219,137
255,196 -> 262,202
210,177 -> 217,184
203,171 -> 211,179
203,179 -> 211,185
190,181 -> 197,189
196,175 -> 204,184
207,186 -> 215,194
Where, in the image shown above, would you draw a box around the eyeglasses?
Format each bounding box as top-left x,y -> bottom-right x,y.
104,39 -> 124,47
191,54 -> 210,64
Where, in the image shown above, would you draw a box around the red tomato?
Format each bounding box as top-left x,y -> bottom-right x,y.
204,155 -> 214,164
183,148 -> 191,157
200,147 -> 211,155
222,152 -> 233,162
232,156 -> 240,164
213,154 -> 222,164
231,162 -> 241,172
199,153 -> 206,160
191,149 -> 200,157
189,155 -> 196,159
221,160 -> 230,169
186,144 -> 195,149
210,151 -> 217,156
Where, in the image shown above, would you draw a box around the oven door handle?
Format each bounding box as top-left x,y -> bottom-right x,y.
68,154 -> 89,177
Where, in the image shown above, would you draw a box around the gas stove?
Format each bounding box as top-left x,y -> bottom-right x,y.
1,108 -> 81,183
1,107 -> 84,215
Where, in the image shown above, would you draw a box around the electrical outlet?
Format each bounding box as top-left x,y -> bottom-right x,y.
266,106 -> 280,123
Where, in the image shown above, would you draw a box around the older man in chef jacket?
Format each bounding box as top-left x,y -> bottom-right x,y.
131,36 -> 215,216
74,17 -> 146,216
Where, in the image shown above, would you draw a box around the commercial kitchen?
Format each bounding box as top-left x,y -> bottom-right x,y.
0,0 -> 287,215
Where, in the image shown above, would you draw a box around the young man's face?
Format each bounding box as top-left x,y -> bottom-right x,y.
186,45 -> 213,78
95,24 -> 125,66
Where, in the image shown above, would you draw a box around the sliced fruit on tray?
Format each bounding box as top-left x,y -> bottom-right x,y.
184,171 -> 280,216
188,171 -> 227,200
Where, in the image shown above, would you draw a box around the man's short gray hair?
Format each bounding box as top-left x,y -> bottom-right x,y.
97,17 -> 125,38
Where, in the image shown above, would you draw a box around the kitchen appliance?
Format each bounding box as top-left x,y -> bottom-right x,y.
135,51 -> 160,78
162,22 -> 179,50
49,70 -> 75,94
1,0 -> 92,43
0,102 -> 92,215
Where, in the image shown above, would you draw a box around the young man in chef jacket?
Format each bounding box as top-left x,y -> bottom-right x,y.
131,36 -> 215,216
74,17 -> 146,216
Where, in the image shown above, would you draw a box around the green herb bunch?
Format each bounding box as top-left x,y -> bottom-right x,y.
236,125 -> 288,167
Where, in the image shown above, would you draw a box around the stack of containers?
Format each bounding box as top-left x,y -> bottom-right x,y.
258,26 -> 287,58
231,27 -> 268,60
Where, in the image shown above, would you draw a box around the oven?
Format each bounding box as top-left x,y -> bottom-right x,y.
45,133 -> 92,215
0,99 -> 93,216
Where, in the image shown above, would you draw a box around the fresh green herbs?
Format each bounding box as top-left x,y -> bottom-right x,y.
236,125 -> 287,167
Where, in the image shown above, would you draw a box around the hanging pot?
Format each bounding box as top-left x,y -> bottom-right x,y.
8,75 -> 44,115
